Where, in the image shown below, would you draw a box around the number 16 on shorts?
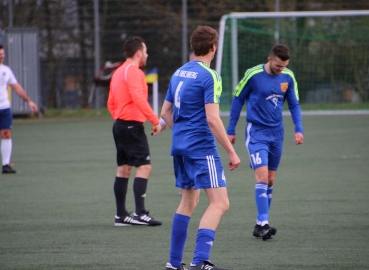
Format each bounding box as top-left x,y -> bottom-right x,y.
249,151 -> 268,170
250,152 -> 262,166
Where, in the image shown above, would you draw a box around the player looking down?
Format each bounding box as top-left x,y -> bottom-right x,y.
227,45 -> 304,241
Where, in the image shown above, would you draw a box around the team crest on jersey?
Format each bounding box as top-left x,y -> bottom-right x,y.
280,82 -> 288,92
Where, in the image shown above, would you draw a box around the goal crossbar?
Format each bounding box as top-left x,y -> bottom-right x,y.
216,10 -> 369,90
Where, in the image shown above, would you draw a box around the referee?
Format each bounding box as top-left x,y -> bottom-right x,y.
108,36 -> 164,227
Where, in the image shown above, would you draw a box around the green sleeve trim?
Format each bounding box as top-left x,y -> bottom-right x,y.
198,62 -> 222,103
282,68 -> 299,100
233,64 -> 263,97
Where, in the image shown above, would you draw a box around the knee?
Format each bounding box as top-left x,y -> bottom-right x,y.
268,177 -> 275,186
178,196 -> 199,215
1,130 -> 11,139
187,199 -> 199,211
223,198 -> 230,213
189,193 -> 200,209
136,164 -> 152,178
190,195 -> 200,209
214,198 -> 230,214
116,165 -> 132,178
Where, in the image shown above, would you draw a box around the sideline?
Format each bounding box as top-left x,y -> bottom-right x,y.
220,110 -> 369,117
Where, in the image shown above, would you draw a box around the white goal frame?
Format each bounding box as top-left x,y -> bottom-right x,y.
216,10 -> 369,91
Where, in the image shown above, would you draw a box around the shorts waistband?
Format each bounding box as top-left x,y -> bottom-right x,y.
248,122 -> 283,131
116,119 -> 143,126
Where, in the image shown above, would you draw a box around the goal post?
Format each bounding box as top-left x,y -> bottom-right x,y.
216,10 -> 369,107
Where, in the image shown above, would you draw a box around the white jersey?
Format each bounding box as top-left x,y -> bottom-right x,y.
0,64 -> 17,109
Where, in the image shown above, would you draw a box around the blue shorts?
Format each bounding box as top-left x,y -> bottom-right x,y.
173,154 -> 227,190
245,123 -> 284,171
0,108 -> 12,130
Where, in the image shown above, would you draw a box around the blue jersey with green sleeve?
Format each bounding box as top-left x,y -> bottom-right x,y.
227,64 -> 303,135
165,60 -> 222,156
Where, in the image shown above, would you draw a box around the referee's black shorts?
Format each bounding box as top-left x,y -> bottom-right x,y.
112,119 -> 151,167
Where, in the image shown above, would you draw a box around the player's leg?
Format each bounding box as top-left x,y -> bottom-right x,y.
167,156 -> 198,270
267,124 -> 284,211
167,188 -> 199,270
112,120 -> 137,226
190,155 -> 229,270
267,170 -> 277,210
253,167 -> 277,240
257,127 -> 283,238
118,121 -> 161,226
0,129 -> 12,165
245,124 -> 270,237
113,164 -> 132,225
254,166 -> 269,222
1,108 -> 15,174
132,164 -> 162,226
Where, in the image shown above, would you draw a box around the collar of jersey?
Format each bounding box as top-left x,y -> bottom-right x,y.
195,60 -> 208,67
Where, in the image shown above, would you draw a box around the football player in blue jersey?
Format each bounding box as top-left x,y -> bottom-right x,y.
227,45 -> 304,241
161,26 -> 240,270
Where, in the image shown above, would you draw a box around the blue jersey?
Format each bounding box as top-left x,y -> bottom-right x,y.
227,64 -> 303,135
165,60 -> 222,156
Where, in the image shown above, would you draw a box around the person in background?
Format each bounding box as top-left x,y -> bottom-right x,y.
161,26 -> 240,270
227,44 -> 304,241
0,44 -> 38,174
107,36 -> 163,227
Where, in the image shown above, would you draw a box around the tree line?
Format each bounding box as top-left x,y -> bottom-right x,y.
0,0 -> 368,108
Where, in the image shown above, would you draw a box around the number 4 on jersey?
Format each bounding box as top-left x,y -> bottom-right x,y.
174,81 -> 184,109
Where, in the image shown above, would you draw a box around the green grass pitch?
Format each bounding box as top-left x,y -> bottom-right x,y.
1,114 -> 368,269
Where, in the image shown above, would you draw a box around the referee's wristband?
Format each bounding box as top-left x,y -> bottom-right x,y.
159,117 -> 166,125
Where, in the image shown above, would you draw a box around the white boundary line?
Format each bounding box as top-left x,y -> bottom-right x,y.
219,110 -> 369,117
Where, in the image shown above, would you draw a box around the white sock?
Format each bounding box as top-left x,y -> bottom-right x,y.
1,139 -> 12,166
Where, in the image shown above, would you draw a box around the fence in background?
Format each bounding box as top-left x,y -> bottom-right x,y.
4,28 -> 40,115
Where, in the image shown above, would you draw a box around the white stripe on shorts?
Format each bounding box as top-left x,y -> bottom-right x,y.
245,123 -> 254,169
206,155 -> 219,188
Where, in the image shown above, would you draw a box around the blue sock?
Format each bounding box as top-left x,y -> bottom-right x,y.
192,228 -> 216,264
169,213 -> 190,268
267,186 -> 274,210
255,182 -> 269,224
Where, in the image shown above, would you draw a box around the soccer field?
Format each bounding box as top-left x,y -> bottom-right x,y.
1,114 -> 369,270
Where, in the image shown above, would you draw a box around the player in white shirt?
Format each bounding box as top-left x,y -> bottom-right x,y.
0,45 -> 38,174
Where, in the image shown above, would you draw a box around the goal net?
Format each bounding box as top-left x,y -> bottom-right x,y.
216,11 -> 369,108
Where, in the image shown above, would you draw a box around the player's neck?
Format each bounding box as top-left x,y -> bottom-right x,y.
264,62 -> 272,75
193,56 -> 211,67
126,57 -> 140,66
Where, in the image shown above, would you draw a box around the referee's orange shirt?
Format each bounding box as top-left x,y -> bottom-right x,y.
107,60 -> 159,125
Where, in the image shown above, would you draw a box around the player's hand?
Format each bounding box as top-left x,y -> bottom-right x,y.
28,100 -> 38,111
152,117 -> 166,135
151,123 -> 162,136
160,123 -> 166,131
228,151 -> 240,171
228,135 -> 236,145
295,132 -> 304,145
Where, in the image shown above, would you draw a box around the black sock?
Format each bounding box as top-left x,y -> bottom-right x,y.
133,177 -> 148,215
114,177 -> 129,217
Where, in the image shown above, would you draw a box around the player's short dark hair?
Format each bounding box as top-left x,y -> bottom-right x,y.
190,26 -> 218,56
124,36 -> 144,58
269,45 -> 290,61
0,45 -> 3,50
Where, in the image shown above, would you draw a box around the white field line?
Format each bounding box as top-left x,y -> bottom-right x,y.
220,110 -> 369,117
